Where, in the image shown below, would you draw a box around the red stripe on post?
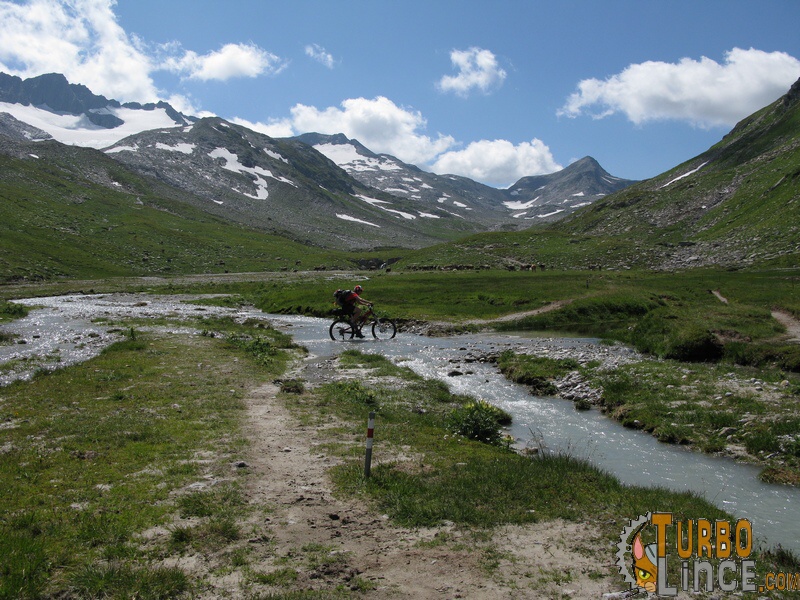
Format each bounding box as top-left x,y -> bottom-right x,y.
365,411 -> 376,477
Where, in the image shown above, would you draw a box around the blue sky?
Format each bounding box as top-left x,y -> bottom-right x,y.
2,0 -> 800,186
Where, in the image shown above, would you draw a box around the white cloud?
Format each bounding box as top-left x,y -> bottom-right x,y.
230,116 -> 296,138
285,96 -> 457,165
237,96 -> 557,186
0,0 -> 286,103
559,47 -> 800,128
437,47 -> 507,97
431,139 -> 561,187
164,42 -> 286,81
305,43 -> 335,69
0,0 -> 160,102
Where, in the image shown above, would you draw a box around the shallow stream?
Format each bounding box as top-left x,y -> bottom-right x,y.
1,294 -> 798,554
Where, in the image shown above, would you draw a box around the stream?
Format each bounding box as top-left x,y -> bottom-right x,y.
1,294 -> 798,554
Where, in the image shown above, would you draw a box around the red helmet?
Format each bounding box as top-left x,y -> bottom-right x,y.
354,285 -> 363,294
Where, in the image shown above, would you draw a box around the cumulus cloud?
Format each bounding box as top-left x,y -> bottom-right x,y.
164,43 -> 285,81
431,139 -> 561,187
238,96 -> 557,186
438,47 -> 507,96
230,116 -> 296,138
559,47 -> 800,127
284,96 -> 457,165
305,43 -> 335,69
0,0 -> 160,101
0,0 -> 286,102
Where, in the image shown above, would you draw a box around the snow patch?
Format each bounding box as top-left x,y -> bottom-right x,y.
504,196 -> 540,210
0,101 -> 180,149
264,148 -> 288,163
660,162 -> 709,188
355,194 -> 391,206
209,147 -> 297,200
105,143 -> 138,154
336,214 -> 380,227
536,209 -> 565,219
155,142 -> 195,154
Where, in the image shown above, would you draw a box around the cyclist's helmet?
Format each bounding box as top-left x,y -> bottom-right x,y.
354,285 -> 363,294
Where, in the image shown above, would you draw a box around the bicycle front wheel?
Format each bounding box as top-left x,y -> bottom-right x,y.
329,318 -> 355,341
371,318 -> 396,340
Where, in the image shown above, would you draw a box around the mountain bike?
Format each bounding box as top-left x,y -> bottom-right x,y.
329,305 -> 397,341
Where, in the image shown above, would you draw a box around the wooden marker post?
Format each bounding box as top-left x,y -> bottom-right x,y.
364,411 -> 375,478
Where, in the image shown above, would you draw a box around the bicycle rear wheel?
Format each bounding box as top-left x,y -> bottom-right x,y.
371,318 -> 396,340
329,318 -> 355,341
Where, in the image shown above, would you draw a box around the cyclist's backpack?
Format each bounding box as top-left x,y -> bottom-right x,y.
333,289 -> 352,307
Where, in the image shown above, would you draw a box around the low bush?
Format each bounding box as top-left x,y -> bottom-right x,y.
0,300 -> 27,321
725,342 -> 800,373
497,352 -> 581,395
446,399 -> 511,445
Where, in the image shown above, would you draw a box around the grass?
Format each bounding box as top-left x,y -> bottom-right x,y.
1,293 -> 798,595
293,351 -> 798,592
319,355 -> 725,526
498,348 -> 800,483
0,317 -> 295,599
128,267 -> 800,377
0,151 -> 366,283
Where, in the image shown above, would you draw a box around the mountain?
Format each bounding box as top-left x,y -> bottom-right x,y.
0,112 -> 51,141
297,132 -> 637,224
503,156 -> 635,221
0,72 -> 193,148
0,134 -> 362,282
295,132 -> 512,227
0,72 -> 637,253
398,77 -> 800,271
100,118 -> 487,249
554,76 -> 800,269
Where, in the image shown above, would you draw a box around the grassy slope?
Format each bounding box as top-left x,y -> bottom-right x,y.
0,152 -> 362,281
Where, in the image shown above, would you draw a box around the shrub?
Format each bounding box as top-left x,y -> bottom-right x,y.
663,326 -> 724,362
279,378 -> 305,394
446,399 -> 511,445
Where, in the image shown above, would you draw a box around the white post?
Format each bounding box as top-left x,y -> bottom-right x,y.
364,411 -> 375,478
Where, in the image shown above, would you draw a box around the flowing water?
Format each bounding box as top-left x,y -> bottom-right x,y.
2,295 -> 798,554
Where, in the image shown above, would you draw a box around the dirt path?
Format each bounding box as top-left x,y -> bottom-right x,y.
464,299 -> 574,325
233,361 -> 620,599
712,290 -> 800,344
772,309 -> 800,343
411,300 -> 575,336
711,289 -> 729,304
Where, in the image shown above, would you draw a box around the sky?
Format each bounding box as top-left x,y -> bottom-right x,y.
1,0 -> 800,187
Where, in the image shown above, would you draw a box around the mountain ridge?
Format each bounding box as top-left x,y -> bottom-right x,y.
0,71 -> 636,251
297,132 -> 637,224
0,72 -> 191,128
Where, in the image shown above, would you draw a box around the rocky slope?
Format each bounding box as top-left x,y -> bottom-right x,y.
555,76 -> 800,269
102,118 -> 486,249
298,132 -> 637,225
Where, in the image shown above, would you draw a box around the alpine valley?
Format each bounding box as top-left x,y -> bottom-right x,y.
0,71 -> 799,280
0,72 -> 636,280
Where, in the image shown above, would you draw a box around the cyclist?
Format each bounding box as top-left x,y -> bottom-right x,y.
342,285 -> 373,337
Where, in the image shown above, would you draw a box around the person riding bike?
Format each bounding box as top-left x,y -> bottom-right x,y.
341,285 -> 373,337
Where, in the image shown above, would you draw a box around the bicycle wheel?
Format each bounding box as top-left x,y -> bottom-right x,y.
371,318 -> 396,340
329,318 -> 355,341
